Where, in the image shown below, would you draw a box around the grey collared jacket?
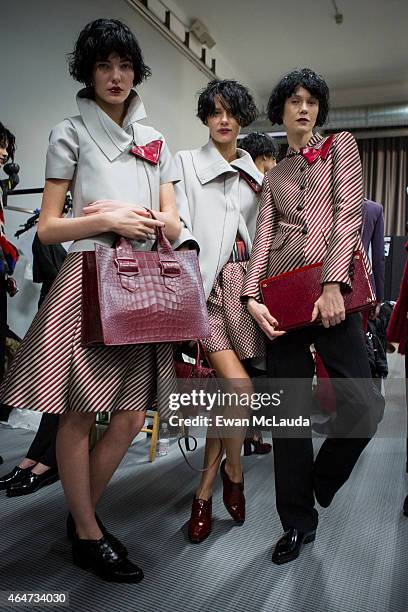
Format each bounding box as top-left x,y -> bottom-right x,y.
172,139 -> 264,298
45,88 -> 180,252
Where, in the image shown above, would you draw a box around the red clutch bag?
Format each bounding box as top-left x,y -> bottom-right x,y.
260,251 -> 376,331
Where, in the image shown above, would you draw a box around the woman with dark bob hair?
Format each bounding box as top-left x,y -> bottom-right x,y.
173,79 -> 266,543
0,18 -> 182,582
242,68 -> 381,564
240,132 -> 279,175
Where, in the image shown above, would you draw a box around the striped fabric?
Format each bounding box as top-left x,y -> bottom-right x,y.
242,131 -> 369,302
228,239 -> 250,263
203,261 -> 265,359
0,253 -> 177,419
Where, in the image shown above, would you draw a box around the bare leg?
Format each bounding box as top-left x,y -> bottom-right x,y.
196,350 -> 252,500
89,410 -> 146,508
57,412 -> 102,540
195,437 -> 224,500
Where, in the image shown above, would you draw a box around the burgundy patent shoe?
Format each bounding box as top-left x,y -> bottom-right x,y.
220,459 -> 245,524
243,437 -> 272,456
188,496 -> 212,543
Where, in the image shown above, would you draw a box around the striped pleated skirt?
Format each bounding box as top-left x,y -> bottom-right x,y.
202,261 -> 266,360
0,253 -> 176,419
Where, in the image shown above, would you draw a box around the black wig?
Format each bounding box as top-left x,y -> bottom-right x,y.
0,122 -> 16,162
68,18 -> 151,87
197,80 -> 258,128
267,68 -> 329,127
240,132 -> 279,161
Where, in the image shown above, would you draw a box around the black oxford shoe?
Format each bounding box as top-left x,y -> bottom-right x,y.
67,513 -> 128,558
0,466 -> 31,491
272,527 -> 316,565
6,469 -> 59,497
72,536 -> 143,583
403,495 -> 408,517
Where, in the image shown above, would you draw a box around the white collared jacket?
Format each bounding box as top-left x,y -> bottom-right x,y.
173,139 -> 264,298
45,88 -> 180,252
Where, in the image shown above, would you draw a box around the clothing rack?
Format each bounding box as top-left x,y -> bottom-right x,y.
2,186 -> 72,235
13,194 -> 72,238
3,187 -> 44,214
6,205 -> 40,214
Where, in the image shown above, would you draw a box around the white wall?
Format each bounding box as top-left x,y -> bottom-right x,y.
1,0 -> 213,337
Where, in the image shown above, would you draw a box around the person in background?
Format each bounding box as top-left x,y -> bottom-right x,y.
0,122 -> 18,462
240,131 -> 279,174
0,235 -> 66,496
361,198 -> 385,313
0,122 -> 17,384
173,80 -> 265,543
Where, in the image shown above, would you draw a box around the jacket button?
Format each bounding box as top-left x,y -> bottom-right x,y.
296,203 -> 305,211
300,166 -> 306,172
299,184 -> 306,191
301,225 -> 308,234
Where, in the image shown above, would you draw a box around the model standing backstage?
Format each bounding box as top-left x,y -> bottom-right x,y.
0,19 -> 181,582
242,69 -> 382,564
173,80 -> 265,543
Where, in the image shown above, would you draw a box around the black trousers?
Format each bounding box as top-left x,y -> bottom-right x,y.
267,313 -> 382,532
25,414 -> 59,468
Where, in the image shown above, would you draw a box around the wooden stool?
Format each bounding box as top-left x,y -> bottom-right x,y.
90,410 -> 159,462
141,410 -> 160,463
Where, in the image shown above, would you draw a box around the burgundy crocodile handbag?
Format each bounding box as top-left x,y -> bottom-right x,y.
174,341 -> 216,386
81,228 -> 210,346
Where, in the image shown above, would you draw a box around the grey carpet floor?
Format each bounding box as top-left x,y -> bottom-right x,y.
0,354 -> 407,612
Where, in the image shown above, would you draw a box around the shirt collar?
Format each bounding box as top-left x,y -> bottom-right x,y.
76,88 -> 147,161
286,131 -> 323,157
192,138 -> 263,187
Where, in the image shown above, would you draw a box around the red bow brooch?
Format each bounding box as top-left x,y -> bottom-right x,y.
300,134 -> 335,165
130,139 -> 163,165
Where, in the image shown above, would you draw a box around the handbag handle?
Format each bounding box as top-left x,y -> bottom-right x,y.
194,340 -> 213,369
115,208 -> 175,259
177,435 -> 223,472
114,209 -> 181,288
148,209 -> 176,257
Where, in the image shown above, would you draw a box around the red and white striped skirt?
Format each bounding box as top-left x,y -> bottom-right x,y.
0,253 -> 176,418
202,261 -> 265,360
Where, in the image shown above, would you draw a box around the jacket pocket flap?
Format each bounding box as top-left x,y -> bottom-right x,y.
269,232 -> 288,251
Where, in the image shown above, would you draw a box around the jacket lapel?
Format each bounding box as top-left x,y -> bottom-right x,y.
76,88 -> 148,162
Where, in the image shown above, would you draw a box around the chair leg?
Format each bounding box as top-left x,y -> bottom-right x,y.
150,412 -> 159,462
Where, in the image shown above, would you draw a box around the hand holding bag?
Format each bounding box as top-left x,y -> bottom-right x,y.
82,223 -> 210,345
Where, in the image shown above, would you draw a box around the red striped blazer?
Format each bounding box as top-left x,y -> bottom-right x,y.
241,131 -> 368,302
